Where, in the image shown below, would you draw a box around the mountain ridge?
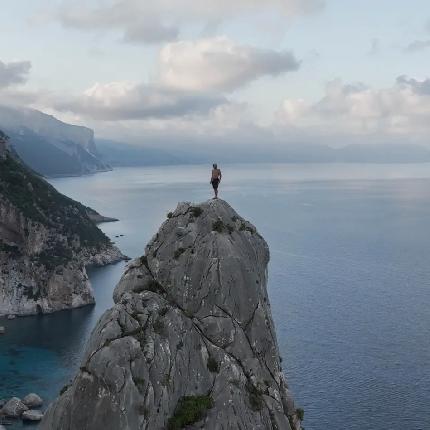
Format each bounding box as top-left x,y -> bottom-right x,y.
97,139 -> 430,166
0,105 -> 110,177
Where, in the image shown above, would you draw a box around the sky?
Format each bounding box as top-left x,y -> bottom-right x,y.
0,0 -> 430,147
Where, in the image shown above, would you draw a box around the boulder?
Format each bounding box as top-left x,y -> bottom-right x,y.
22,409 -> 44,421
0,327 -> 5,334
22,393 -> 43,408
1,397 -> 28,417
41,200 -> 302,430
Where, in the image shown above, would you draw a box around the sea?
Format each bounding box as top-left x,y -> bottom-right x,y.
1,163 -> 430,430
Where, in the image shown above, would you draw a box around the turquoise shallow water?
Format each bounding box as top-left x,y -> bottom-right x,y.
1,163 -> 430,430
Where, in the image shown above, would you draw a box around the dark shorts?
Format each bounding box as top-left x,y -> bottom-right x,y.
211,178 -> 220,189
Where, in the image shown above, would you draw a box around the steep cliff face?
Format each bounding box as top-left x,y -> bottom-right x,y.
41,199 -> 301,430
0,105 -> 110,176
0,141 -> 123,316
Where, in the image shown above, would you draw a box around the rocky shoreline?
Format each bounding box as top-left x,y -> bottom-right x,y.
0,238 -> 125,317
0,140 -> 126,317
0,393 -> 44,426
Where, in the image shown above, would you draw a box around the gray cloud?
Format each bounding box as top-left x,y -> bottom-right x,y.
397,75 -> 430,95
404,39 -> 430,53
0,60 -> 31,88
56,0 -> 324,44
122,20 -> 178,44
59,2 -> 179,44
54,81 -> 226,120
404,19 -> 430,53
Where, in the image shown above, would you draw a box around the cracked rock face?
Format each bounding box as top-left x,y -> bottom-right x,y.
41,199 -> 301,430
0,148 -> 124,316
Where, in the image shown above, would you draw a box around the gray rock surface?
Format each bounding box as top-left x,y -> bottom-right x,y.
1,397 -> 28,417
41,200 -> 301,430
0,143 -> 124,316
22,409 -> 44,421
22,393 -> 43,408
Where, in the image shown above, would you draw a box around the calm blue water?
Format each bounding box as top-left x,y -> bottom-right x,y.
1,163 -> 430,430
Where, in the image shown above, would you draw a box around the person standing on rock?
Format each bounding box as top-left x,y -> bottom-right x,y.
210,163 -> 222,199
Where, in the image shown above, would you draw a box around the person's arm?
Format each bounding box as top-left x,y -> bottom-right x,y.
219,170 -> 222,181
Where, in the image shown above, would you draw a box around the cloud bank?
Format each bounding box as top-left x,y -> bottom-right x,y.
56,0 -> 324,44
54,81 -> 226,120
276,77 -> 430,140
52,37 -> 299,120
0,60 -> 31,89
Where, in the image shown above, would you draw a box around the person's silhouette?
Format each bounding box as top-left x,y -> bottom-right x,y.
210,163 -> 222,199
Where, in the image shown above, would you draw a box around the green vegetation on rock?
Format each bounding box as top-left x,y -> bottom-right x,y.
167,395 -> 213,430
0,151 -> 109,248
145,279 -> 165,294
246,382 -> 264,411
189,206 -> 203,217
212,219 -> 225,233
207,356 -> 220,373
0,241 -> 21,255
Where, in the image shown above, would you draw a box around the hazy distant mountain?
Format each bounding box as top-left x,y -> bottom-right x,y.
335,144 -> 430,163
97,139 -> 186,166
97,138 -> 430,166
0,105 -> 110,177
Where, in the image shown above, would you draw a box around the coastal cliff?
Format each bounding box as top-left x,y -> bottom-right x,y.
41,199 -> 301,430
0,135 -> 123,316
0,105 -> 110,177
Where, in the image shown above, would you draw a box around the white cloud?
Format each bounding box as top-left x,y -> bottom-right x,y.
0,60 -> 31,89
56,0 -> 324,44
158,37 -> 300,92
42,36 -> 300,120
276,77 -> 430,139
54,81 -> 226,120
81,100 -> 270,147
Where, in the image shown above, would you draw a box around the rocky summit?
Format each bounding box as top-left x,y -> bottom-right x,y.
41,199 -> 301,430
